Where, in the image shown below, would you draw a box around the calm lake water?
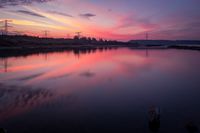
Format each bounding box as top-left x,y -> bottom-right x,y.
0,48 -> 200,133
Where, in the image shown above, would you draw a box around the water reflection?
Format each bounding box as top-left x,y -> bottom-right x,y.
146,49 -> 149,57
80,71 -> 96,78
0,47 -> 118,73
0,58 -> 9,72
18,72 -> 45,81
0,46 -> 118,58
0,48 -> 200,133
0,84 -> 54,121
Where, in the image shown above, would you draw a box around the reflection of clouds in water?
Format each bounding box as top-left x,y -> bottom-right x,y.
18,72 -> 45,81
0,63 -> 3,68
0,84 -> 53,120
121,61 -> 153,74
79,71 -> 95,78
48,73 -> 73,80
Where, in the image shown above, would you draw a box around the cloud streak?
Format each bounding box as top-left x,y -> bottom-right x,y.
79,13 -> 96,19
16,10 -> 46,18
0,5 -> 4,8
48,11 -> 73,17
0,0 -> 53,7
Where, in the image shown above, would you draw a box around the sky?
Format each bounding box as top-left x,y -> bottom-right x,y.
0,0 -> 200,41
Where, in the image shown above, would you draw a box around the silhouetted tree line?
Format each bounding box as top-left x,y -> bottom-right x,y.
1,35 -> 199,51
73,35 -> 127,45
0,35 -> 129,46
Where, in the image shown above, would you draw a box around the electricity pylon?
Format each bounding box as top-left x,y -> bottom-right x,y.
75,32 -> 81,38
67,34 -> 70,38
146,33 -> 149,40
0,19 -> 13,35
42,30 -> 50,38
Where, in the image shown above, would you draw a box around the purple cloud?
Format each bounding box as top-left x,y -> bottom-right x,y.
79,13 -> 96,19
48,11 -> 73,17
0,0 -> 53,7
16,10 -> 46,18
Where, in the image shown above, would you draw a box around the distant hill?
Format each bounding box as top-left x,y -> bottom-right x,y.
129,40 -> 200,46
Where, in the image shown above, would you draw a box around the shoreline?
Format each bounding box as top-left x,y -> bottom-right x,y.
0,44 -> 199,58
0,35 -> 200,58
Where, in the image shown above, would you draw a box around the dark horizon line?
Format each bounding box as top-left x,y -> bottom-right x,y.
1,34 -> 200,42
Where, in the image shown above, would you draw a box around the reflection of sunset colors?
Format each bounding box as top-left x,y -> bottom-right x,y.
0,0 -> 200,40
0,85 -> 54,121
1,48 -> 199,89
1,48 -> 200,132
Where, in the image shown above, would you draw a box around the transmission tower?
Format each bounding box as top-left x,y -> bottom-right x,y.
75,32 -> 81,38
146,32 -> 149,40
145,32 -> 149,57
0,19 -> 13,35
67,34 -> 70,38
0,29 -> 3,35
42,30 -> 50,38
